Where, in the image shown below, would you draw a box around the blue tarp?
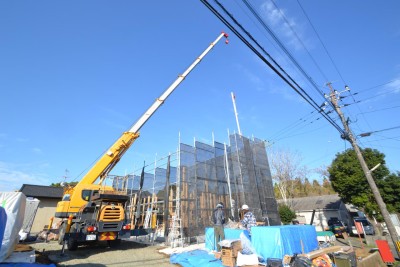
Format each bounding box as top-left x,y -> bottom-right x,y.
0,207 -> 6,251
205,225 -> 318,260
251,225 -> 318,260
170,249 -> 223,267
205,227 -> 243,251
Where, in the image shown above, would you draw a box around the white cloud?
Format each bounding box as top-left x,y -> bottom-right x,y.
32,147 -> 43,155
0,161 -> 52,192
385,78 -> 400,93
260,1 -> 306,51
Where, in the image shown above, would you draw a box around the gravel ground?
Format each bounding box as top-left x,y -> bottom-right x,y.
29,238 -> 177,267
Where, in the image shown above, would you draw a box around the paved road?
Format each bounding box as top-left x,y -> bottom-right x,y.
29,239 -> 176,267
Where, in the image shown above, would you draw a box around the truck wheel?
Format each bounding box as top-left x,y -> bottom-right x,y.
58,223 -> 66,245
67,226 -> 78,251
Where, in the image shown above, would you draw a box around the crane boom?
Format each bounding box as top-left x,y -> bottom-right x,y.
55,32 -> 229,218
129,32 -> 229,133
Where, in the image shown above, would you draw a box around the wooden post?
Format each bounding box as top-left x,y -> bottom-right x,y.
130,194 -> 137,229
140,197 -> 146,227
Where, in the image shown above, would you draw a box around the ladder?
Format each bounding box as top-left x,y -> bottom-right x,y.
169,215 -> 182,248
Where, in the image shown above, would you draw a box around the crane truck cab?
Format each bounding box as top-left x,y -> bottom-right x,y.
57,183 -> 132,249
61,189 -> 131,250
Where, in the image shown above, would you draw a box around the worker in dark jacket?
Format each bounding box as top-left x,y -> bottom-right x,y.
213,202 -> 226,251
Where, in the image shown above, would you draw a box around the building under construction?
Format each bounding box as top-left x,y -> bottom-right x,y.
120,133 -> 280,243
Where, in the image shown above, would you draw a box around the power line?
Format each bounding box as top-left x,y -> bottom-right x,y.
267,109 -> 318,140
241,0 -> 329,102
239,0 -> 349,138
355,105 -> 400,119
355,87 -> 400,103
269,0 -> 329,82
273,123 -> 329,142
352,79 -> 399,95
358,125 -> 400,137
296,0 -> 347,85
200,0 -> 345,135
361,134 -> 400,143
341,85 -> 377,145
295,0 -> 375,145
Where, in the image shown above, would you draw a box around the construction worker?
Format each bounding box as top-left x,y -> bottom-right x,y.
240,204 -> 256,233
213,202 -> 226,251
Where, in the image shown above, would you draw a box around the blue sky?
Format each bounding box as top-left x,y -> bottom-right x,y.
1,1 -> 399,192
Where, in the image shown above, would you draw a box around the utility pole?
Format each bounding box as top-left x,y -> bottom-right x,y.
327,83 -> 399,257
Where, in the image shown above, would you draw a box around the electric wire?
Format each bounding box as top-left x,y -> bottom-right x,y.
241,0 -> 330,105
361,134 -> 400,143
355,87 -> 400,103
356,141 -> 400,151
239,0 -> 351,141
269,111 -> 341,144
337,85 -> 379,147
355,105 -> 400,120
294,0 -> 375,146
223,0 -> 345,134
232,0 -> 316,92
351,79 -> 399,95
201,0 -> 345,135
267,110 -> 319,140
242,0 -> 361,147
269,0 -> 329,82
357,125 -> 400,137
374,133 -> 400,142
296,0 -> 347,85
273,122 -> 328,142
269,113 -> 324,142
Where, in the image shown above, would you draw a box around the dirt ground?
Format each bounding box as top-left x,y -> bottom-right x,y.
27,238 -> 176,267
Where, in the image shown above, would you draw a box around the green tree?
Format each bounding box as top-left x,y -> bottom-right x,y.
303,178 -> 313,196
312,179 -> 322,195
273,183 -> 282,199
50,182 -> 78,187
278,204 -> 296,224
328,148 -> 393,217
379,172 -> 400,213
321,177 -> 334,194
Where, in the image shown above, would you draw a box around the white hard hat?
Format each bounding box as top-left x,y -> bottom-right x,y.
242,204 -> 249,210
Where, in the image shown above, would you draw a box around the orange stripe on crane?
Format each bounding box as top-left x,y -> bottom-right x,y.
99,232 -> 116,241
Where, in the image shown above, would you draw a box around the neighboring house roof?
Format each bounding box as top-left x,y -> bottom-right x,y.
278,194 -> 343,211
19,184 -> 63,199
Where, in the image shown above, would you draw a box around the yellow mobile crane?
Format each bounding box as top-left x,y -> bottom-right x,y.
55,32 -> 228,250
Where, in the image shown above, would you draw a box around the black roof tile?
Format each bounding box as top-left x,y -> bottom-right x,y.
19,184 -> 63,199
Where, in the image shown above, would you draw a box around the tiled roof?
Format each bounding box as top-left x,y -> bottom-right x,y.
277,194 -> 343,211
19,184 -> 64,199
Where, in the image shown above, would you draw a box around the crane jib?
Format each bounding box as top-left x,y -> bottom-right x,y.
128,32 -> 229,134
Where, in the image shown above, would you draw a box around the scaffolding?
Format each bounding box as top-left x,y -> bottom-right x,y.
112,133 -> 280,245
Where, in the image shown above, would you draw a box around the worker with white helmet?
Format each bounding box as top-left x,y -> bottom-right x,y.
240,204 -> 256,233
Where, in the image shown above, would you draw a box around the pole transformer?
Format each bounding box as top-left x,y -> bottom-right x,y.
327,83 -> 399,257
